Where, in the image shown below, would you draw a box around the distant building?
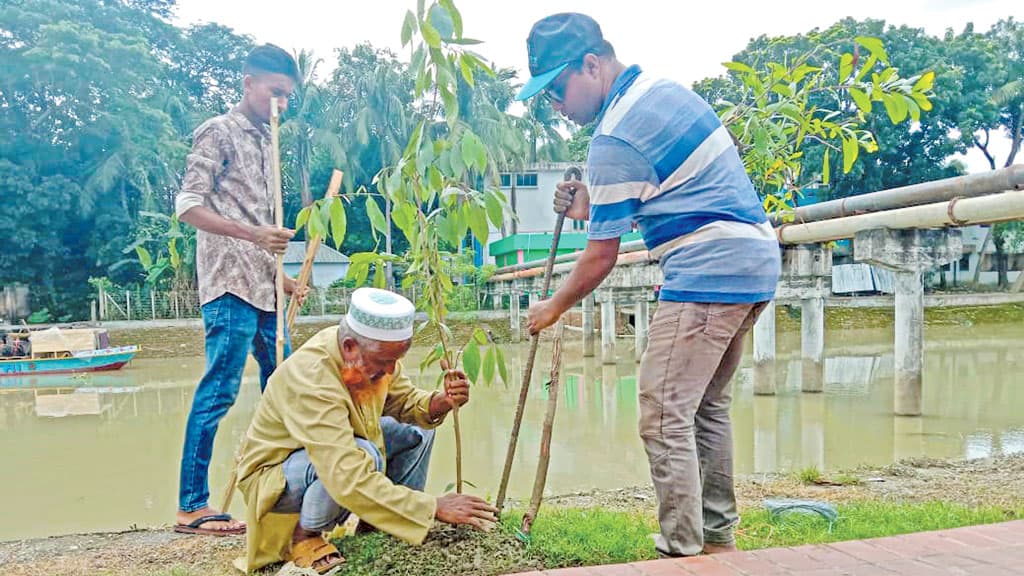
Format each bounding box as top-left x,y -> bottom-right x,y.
282,242 -> 350,288
484,163 -> 641,267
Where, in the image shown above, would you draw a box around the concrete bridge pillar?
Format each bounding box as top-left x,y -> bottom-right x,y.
856,228 -> 962,416
783,244 -> 832,393
635,298 -> 650,363
753,300 -> 777,395
595,290 -> 617,364
510,287 -> 521,343
581,294 -> 596,358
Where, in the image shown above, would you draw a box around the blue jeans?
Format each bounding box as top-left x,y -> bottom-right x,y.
179,293 -> 291,512
271,417 -> 435,531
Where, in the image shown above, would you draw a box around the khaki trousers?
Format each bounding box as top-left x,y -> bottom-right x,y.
638,300 -> 767,556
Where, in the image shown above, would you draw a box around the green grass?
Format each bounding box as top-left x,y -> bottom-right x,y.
505,508 -> 661,566
796,466 -> 824,484
98,501 -> 1024,576
736,501 -> 1024,550
505,501 -> 1024,570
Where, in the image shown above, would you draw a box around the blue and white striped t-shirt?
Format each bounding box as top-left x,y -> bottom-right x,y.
587,66 -> 781,303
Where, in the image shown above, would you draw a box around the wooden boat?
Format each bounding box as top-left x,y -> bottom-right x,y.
0,327 -> 138,377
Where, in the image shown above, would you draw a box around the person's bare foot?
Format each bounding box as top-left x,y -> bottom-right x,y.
175,506 -> 245,534
703,542 -> 738,554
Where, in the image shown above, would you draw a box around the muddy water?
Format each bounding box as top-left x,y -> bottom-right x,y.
2,323 -> 1022,541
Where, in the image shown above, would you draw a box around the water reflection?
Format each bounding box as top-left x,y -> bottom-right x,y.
1,324 -> 1022,540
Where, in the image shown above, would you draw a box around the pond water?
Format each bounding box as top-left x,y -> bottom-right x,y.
2,323 -> 1022,540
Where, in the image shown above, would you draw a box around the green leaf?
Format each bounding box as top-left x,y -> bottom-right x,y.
484,192 -> 504,228
495,345 -> 508,387
849,88 -> 872,114
428,3 -> 454,40
308,209 -> 326,240
295,206 -> 311,232
135,246 -> 152,270
855,54 -> 878,83
839,53 -> 853,82
437,213 -> 461,247
329,199 -> 347,250
374,265 -> 387,288
462,339 -> 481,383
461,134 -> 477,172
420,343 -> 445,373
842,135 -> 859,173
458,54 -> 474,86
429,166 -> 443,192
366,198 -> 387,236
912,71 -> 935,93
168,239 -> 180,269
822,150 -> 830,185
911,92 -> 933,112
907,98 -> 921,123
723,61 -> 755,74
472,328 -> 488,345
854,36 -> 888,64
392,201 -> 416,235
467,204 -> 490,245
482,345 -> 496,385
439,0 -> 463,37
882,93 -> 909,124
401,10 -> 418,46
420,17 -> 441,47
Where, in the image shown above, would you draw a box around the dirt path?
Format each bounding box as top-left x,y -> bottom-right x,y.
4,454 -> 1023,576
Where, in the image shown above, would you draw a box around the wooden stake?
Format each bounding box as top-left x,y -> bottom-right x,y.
286,169 -> 344,334
521,320 -> 565,535
270,98 -> 285,366
495,166 -> 581,512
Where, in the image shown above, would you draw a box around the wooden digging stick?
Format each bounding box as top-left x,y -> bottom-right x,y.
286,169 -> 344,335
495,166 -> 582,513
270,98 -> 285,366
520,319 -> 565,535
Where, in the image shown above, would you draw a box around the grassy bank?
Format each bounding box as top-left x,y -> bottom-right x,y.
6,455 -> 1023,576
324,501 -> 1024,576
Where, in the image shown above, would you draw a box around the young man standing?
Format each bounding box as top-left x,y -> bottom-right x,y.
173,44 -> 304,536
518,14 -> 781,557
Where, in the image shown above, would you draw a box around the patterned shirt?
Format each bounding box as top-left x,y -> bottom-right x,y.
175,107 -> 278,312
587,66 -> 781,303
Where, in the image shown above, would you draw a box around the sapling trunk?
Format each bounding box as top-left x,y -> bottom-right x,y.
496,166 -> 581,513
520,320 -> 565,535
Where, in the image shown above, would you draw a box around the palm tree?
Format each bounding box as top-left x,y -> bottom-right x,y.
281,49 -> 347,207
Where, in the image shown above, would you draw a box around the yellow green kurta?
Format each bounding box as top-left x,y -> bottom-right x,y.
235,326 -> 444,573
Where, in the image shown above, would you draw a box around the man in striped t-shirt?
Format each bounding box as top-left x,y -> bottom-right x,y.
519,13 -> 781,557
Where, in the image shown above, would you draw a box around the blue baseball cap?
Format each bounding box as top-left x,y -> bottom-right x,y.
516,13 -> 605,101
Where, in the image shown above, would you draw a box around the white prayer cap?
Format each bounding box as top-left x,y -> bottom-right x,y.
345,288 -> 415,342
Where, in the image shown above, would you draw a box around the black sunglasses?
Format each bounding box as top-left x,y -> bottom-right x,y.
541,59 -> 584,103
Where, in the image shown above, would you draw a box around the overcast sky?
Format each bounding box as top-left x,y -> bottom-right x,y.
173,0 -> 1019,173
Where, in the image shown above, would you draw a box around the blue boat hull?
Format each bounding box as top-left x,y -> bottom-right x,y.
0,346 -> 139,376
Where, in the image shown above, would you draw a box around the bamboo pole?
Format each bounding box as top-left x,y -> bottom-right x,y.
521,320 -> 565,535
495,166 -> 581,513
270,99 -> 285,366
286,169 -> 344,334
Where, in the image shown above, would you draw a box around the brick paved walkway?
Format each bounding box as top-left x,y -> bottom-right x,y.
511,520 -> 1024,575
